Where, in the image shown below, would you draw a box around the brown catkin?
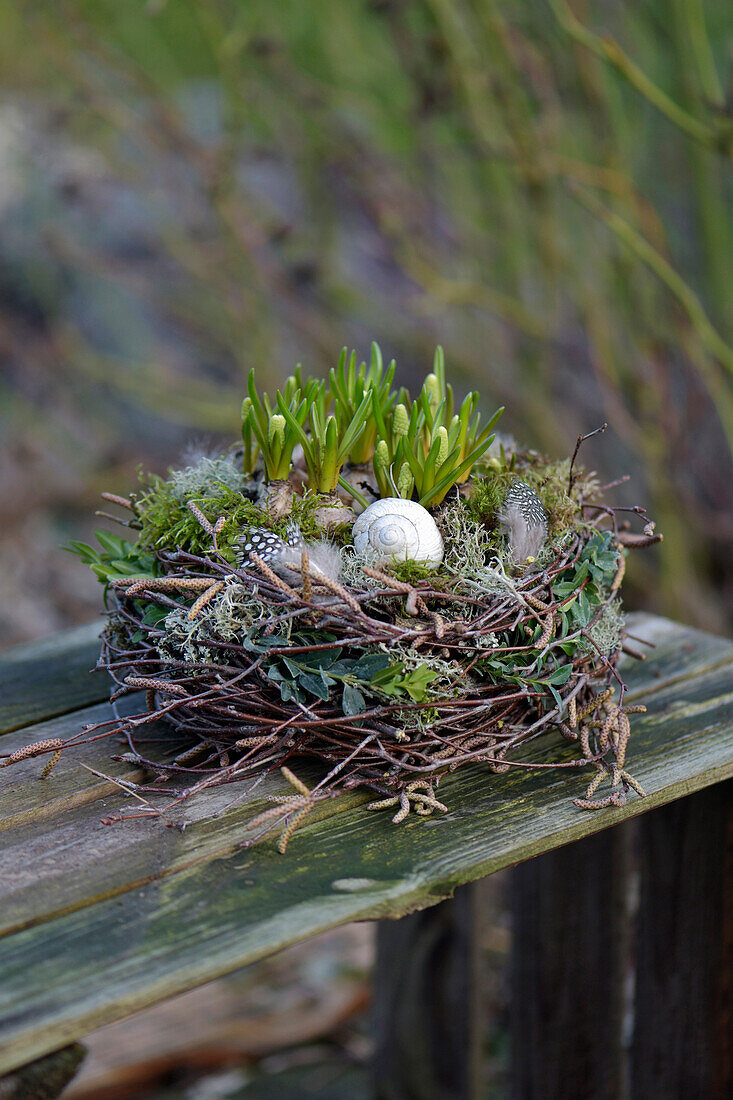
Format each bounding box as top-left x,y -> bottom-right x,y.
1,738 -> 63,766
188,581 -> 225,620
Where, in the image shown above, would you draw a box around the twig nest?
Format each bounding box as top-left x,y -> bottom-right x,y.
352,498 -> 444,567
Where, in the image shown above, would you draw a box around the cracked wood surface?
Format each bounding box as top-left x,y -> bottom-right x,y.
0,613 -> 731,1073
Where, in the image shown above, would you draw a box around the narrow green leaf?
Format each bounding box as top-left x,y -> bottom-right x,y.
342,683 -> 367,716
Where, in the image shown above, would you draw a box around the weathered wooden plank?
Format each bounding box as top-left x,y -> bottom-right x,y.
0,700 -> 150,832
0,617 -> 731,1073
0,622 -> 105,736
621,614 -> 733,695
631,781 -> 733,1100
373,886 -> 480,1100
0,1044 -> 86,1100
0,746 -> 288,939
510,826 -> 630,1100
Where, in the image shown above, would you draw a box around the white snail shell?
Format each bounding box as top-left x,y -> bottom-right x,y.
352,498 -> 444,568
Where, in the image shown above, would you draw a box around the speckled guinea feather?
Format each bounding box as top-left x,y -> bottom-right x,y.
497,481 -> 548,564
238,523 -> 300,565
237,522 -> 343,587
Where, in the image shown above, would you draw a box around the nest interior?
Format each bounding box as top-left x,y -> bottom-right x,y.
10,348 -> 660,850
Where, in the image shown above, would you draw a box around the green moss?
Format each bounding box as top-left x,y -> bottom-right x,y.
464,451 -> 594,543
386,559 -> 436,584
135,469 -> 362,562
464,470 -> 506,527
287,489 -> 334,541
135,474 -> 282,561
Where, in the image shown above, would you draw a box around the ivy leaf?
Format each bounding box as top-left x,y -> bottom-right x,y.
142,604 -> 168,626
400,665 -> 439,702
573,560 -> 590,585
244,631 -> 289,653
370,666 -> 402,696
66,540 -> 102,565
573,592 -> 590,627
350,652 -> 391,678
342,683 -> 367,716
320,669 -> 337,689
109,559 -> 151,576
545,664 -> 572,686
94,530 -> 131,557
547,685 -> 564,713
298,672 -> 332,701
282,656 -> 303,677
305,648 -> 342,669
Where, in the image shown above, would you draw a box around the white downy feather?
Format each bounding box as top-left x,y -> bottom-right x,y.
274,540 -> 343,585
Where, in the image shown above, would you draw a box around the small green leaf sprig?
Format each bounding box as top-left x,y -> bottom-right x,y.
67,531 -> 156,590
276,380 -> 373,496
329,345 -> 399,466
240,628 -> 442,715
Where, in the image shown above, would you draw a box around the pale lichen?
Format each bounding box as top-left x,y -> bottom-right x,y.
583,599 -> 626,658
167,453 -> 249,502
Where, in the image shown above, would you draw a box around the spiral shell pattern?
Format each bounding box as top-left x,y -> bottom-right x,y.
352,498 -> 444,567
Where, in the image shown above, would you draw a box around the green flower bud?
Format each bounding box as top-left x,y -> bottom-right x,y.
374,439 -> 390,473
268,414 -> 286,448
392,404 -> 410,438
435,425 -> 449,469
397,463 -> 414,498
423,373 -> 441,410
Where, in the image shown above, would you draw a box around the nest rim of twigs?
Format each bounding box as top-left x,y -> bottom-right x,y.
81,513 -> 649,838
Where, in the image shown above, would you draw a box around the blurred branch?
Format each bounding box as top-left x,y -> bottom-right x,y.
571,185 -> 733,454
571,185 -> 733,382
548,0 -> 728,151
553,157 -> 667,250
683,0 -> 725,107
63,331 -> 241,432
390,243 -> 550,340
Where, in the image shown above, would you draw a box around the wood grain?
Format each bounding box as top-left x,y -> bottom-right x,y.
373,886 -> 479,1100
510,826 -> 630,1100
631,781 -> 733,1100
0,623 -> 105,736
0,614 -> 731,1073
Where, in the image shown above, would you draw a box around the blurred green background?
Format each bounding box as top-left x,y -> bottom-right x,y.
1,0 -> 732,645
